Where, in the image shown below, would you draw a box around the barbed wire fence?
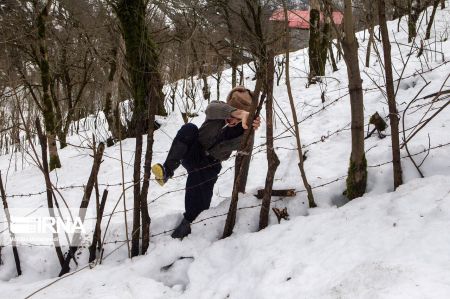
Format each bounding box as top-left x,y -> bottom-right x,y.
0,57 -> 448,285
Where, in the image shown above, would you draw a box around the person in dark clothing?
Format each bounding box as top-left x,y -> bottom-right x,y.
151,86 -> 261,239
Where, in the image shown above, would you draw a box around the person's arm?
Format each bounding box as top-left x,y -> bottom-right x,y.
205,101 -> 236,120
222,123 -> 245,139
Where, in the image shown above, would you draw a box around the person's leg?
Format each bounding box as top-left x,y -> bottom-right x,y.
183,161 -> 222,222
172,160 -> 221,239
163,123 -> 199,177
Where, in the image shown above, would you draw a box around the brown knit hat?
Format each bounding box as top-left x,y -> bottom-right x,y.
226,86 -> 253,112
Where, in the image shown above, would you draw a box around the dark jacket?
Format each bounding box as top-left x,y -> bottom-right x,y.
198,101 -> 245,161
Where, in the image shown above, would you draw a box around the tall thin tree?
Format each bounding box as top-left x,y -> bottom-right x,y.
408,0 -> 421,42
378,0 -> 403,188
259,51 -> 280,230
341,0 -> 367,199
114,0 -> 164,256
309,0 -> 325,81
35,0 -> 61,170
282,0 -> 316,208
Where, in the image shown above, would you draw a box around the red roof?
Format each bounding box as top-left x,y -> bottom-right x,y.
270,9 -> 343,29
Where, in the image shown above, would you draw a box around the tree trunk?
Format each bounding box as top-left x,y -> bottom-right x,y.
336,38 -> 342,61
234,121 -> 255,193
393,0 -> 401,19
425,0 -> 439,39
89,189 -> 108,263
116,0 -> 163,256
365,17 -> 375,67
202,75 -> 210,102
230,40 -> 238,88
36,119 -> 64,266
320,13 -> 331,74
59,143 -> 105,276
328,43 -> 338,72
221,0 -> 270,238
282,1 -> 316,208
223,81 -> 264,239
49,79 -> 67,149
131,122 -> 142,257
259,52 -> 280,230
199,58 -> 210,102
57,131 -> 67,149
191,40 -> 210,102
379,0 -> 403,189
36,1 -> 61,171
408,0 -> 421,42
231,66 -> 237,88
0,171 -> 21,276
105,35 -> 126,143
215,71 -> 222,101
116,1 -> 166,136
342,0 -> 367,200
139,88 -> 159,255
308,0 -> 322,81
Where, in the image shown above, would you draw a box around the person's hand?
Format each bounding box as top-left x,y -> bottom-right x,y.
252,116 -> 261,130
230,110 -> 261,130
231,110 -> 249,129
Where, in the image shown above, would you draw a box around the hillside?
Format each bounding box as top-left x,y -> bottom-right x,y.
0,6 -> 449,299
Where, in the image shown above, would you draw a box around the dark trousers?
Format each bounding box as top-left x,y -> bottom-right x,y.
164,123 -> 222,222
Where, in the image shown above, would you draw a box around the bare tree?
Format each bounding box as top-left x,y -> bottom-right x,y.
364,0 -> 376,67
408,0 -> 421,42
104,32 -> 127,143
59,143 -> 105,276
0,171 -> 22,276
309,0 -> 329,82
222,0 -> 272,237
49,1 -> 97,149
35,0 -> 61,170
425,0 -> 440,40
113,0 -> 164,256
341,0 -> 367,199
378,0 -> 403,189
35,119 -> 64,265
259,51 -> 280,230
282,0 -> 316,208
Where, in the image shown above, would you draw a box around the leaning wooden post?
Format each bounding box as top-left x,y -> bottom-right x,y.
59,142 -> 105,276
234,134 -> 255,193
222,80 -> 265,239
0,171 -> 22,276
88,189 -> 108,263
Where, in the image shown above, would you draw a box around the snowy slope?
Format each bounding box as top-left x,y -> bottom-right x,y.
1,6 -> 450,299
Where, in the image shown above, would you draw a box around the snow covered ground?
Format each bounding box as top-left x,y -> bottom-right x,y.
0,6 -> 449,299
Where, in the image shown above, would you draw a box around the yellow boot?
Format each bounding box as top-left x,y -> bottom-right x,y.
151,163 -> 168,186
